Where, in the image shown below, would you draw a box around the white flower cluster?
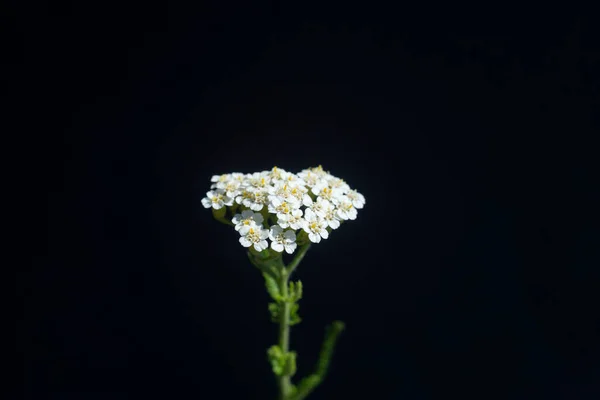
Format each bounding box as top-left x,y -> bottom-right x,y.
202,166 -> 365,254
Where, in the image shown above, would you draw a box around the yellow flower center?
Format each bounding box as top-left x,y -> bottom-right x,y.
277,202 -> 290,214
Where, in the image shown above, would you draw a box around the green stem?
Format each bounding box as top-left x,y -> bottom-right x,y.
289,321 -> 345,400
278,269 -> 292,400
286,243 -> 311,276
276,245 -> 310,400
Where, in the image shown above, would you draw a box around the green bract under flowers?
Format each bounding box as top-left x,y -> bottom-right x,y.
202,165 -> 366,253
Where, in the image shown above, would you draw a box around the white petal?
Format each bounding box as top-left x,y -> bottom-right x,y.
329,219 -> 340,229
259,229 -> 270,240
241,209 -> 253,218
283,230 -> 296,241
239,225 -> 252,236
320,229 -> 329,239
348,209 -> 357,220
232,213 -> 242,224
304,208 -> 316,221
271,242 -> 284,252
277,213 -> 289,222
201,198 -> 212,208
239,236 -> 252,247
253,213 -> 264,224
308,233 -> 321,243
284,242 -> 297,254
303,196 -> 313,206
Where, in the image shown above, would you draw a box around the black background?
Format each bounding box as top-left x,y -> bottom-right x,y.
16,3 -> 600,399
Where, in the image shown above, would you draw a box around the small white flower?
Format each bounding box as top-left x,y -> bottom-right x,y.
217,179 -> 241,198
277,209 -> 304,230
336,198 -> 358,220
280,172 -> 306,186
297,169 -> 321,188
302,209 -> 329,243
230,172 -> 247,183
201,189 -> 234,210
247,188 -> 269,211
210,173 -> 231,186
311,181 -> 344,203
269,225 -> 297,254
288,184 -> 312,206
305,196 -> 330,218
267,182 -> 293,202
308,165 -> 329,177
345,189 -> 366,209
235,188 -> 254,207
239,226 -> 269,251
322,200 -> 341,229
327,176 -> 350,193
232,210 -> 264,235
268,197 -> 300,219
269,166 -> 288,182
247,172 -> 271,189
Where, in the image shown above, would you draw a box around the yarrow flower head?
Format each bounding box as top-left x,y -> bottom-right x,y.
202,166 -> 365,252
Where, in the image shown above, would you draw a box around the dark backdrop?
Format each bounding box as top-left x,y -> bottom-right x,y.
17,3 -> 599,399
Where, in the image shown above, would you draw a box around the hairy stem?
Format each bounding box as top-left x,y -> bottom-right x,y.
278,269 -> 292,400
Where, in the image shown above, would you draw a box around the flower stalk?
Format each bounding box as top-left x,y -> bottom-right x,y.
258,244 -> 344,400
277,268 -> 293,399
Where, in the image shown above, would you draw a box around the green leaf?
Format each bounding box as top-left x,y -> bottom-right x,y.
268,302 -> 279,322
263,273 -> 281,301
267,346 -> 297,377
289,280 -> 303,301
267,345 -> 286,376
289,303 -> 301,326
283,351 -> 297,377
